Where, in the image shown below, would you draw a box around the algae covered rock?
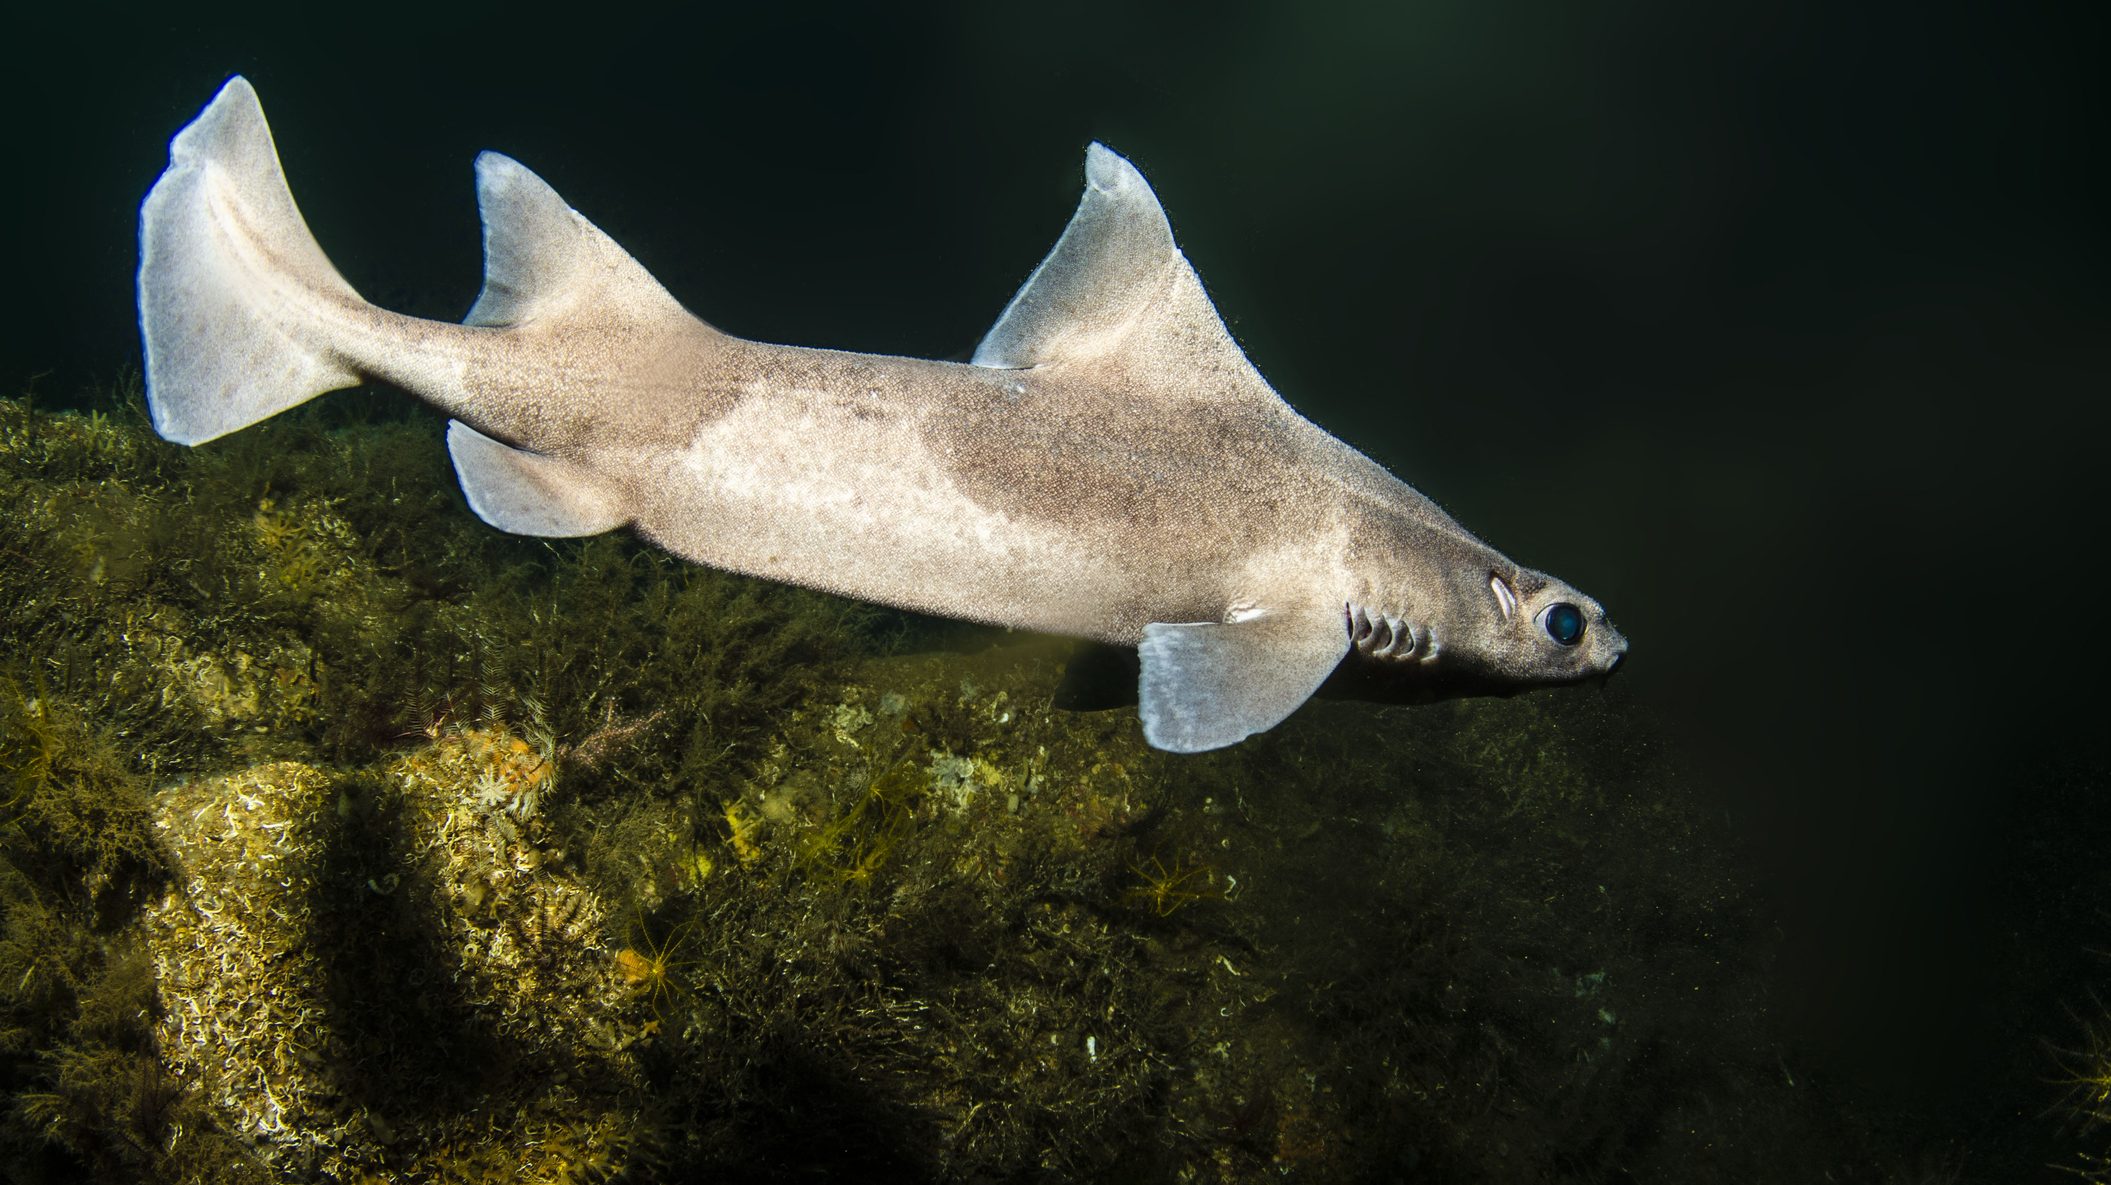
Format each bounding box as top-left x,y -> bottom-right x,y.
1,392 -> 1924,1182
142,735 -> 654,1181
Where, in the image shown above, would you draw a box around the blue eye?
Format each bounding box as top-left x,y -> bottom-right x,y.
1542,603 -> 1584,646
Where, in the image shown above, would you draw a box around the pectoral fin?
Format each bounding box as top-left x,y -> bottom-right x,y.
1137,609 -> 1349,753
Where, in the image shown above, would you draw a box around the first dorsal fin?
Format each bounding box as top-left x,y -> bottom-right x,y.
973,144 -> 1265,393
465,152 -> 703,334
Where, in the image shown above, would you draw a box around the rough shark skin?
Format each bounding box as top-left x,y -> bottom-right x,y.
137,76 -> 1626,752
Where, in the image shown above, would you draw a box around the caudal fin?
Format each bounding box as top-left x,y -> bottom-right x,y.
137,76 -> 365,445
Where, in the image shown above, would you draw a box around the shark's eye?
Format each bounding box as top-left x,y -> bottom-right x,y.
1541,603 -> 1585,646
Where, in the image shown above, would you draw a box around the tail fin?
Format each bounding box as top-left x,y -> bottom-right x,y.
137,76 -> 364,445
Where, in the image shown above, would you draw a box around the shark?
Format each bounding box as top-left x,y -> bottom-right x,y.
136,76 -> 1627,753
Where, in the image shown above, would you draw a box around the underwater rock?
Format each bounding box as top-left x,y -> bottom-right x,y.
0,394 -> 1919,1180
725,639 -> 1163,879
141,730 -> 656,1180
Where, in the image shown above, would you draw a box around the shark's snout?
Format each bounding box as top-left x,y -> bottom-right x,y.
1596,629 -> 1629,685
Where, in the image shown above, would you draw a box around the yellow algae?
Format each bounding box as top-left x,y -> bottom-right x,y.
724,799 -> 763,864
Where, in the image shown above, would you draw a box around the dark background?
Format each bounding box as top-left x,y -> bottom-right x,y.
5,2 -> 2105,1175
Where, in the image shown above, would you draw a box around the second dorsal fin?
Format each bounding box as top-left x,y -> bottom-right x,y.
973,145 -> 1265,393
464,151 -> 704,336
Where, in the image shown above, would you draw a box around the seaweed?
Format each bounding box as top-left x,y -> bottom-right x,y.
1124,850 -> 1224,918
796,755 -> 926,887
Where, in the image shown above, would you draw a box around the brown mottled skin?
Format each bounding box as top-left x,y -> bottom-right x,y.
138,77 -> 1625,751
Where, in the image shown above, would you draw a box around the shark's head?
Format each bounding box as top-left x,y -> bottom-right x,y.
1455,566 -> 1627,689
1331,544 -> 1628,704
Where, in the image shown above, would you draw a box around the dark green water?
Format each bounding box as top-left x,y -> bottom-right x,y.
1,3 -> 2105,1180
